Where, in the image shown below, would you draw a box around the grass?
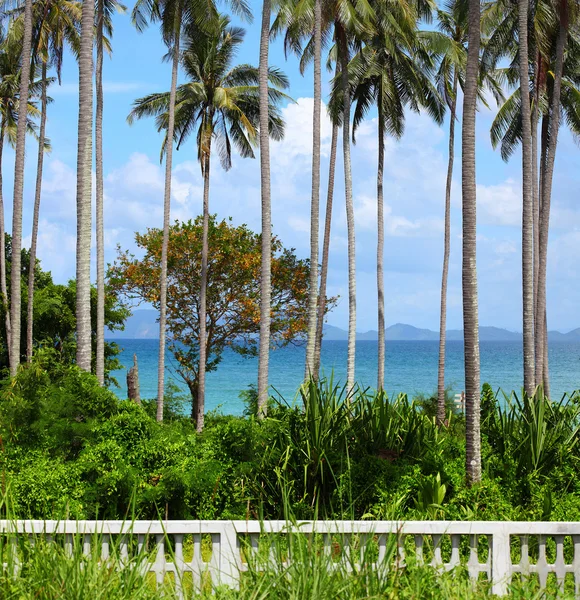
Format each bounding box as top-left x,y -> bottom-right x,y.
0,525 -> 576,599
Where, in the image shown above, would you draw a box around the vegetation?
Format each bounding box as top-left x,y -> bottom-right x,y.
109,217 -> 336,425
2,365 -> 579,525
4,525 -> 580,598
0,0 -> 577,518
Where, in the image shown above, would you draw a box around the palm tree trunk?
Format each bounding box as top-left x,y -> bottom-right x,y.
313,121 -> 338,378
377,96 -> 385,391
0,120 -> 11,360
304,0 -> 322,381
543,307 -> 550,397
519,0 -> 535,397
196,147 -> 211,433
535,20 -> 566,390
9,0 -> 34,376
531,83 -> 539,351
462,0 -> 482,485
535,112 -> 548,382
75,0 -> 95,372
437,71 -> 458,426
337,24 -> 356,389
26,61 -> 48,363
95,0 -> 105,384
157,13 -> 181,422
257,0 -> 272,417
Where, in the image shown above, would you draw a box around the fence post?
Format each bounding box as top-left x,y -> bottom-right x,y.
217,522 -> 240,589
491,524 -> 511,596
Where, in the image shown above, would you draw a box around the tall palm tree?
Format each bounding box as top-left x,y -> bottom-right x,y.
95,0 -> 125,383
313,120 -> 338,377
303,0 -> 321,380
128,15 -> 288,430
535,8 -> 568,391
133,0 -> 186,421
9,0 -> 34,376
428,0 -> 503,422
257,0 -> 272,416
335,22 -> 356,389
485,0 -> 580,393
23,0 -> 81,363
349,2 -> 444,391
430,1 -> 467,424
517,0 -> 535,397
462,0 -> 481,484
0,33 -> 41,359
75,0 -> 95,372
132,0 -> 250,421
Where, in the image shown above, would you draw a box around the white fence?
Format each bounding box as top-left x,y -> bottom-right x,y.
2,520 -> 580,597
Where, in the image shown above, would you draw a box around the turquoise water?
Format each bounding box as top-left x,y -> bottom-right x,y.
109,339 -> 580,415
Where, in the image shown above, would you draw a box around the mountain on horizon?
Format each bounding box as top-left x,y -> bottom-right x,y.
107,310 -> 580,342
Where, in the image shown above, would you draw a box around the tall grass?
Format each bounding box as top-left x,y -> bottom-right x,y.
0,525 -> 572,598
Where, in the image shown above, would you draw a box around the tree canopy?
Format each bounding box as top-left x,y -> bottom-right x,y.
109,217 -> 337,418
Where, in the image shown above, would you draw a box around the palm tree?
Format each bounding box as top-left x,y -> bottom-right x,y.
462,0 -> 481,484
257,0 -> 272,416
95,0 -> 125,384
303,0 -> 322,380
9,0 -> 34,376
428,0 -> 503,422
132,0 -> 186,421
485,0 -> 580,393
349,1 -> 444,392
128,15 -> 287,431
0,33 -> 45,361
75,0 -> 94,372
23,0 -> 81,363
335,22 -> 356,389
313,120 -> 338,377
430,1 -> 467,424
132,0 -> 250,421
535,9 -> 568,392
517,0 -> 535,398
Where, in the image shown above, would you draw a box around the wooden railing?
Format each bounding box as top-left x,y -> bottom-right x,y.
2,520 -> 580,597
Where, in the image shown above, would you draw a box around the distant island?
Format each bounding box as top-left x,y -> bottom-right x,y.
108,310 -> 580,342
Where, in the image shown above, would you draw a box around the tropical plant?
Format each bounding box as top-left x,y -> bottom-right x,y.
75,0 -> 94,373
348,0 -> 445,391
128,15 -> 288,430
131,0 -> 252,421
257,0 -> 272,417
461,0 -> 482,484
8,0 -> 34,377
95,0 -> 126,385
0,32 -> 45,361
426,0 -> 504,423
17,0 -> 82,364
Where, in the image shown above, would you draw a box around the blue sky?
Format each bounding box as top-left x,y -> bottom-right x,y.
3,0 -> 580,332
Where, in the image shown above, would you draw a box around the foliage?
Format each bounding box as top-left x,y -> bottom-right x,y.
2,362 -> 580,532
109,217 -> 337,413
0,235 -> 129,385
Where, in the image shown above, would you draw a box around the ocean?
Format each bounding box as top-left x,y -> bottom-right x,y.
109,339 -> 580,414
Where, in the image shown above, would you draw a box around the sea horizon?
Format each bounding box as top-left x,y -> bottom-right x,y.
109,338 -> 580,414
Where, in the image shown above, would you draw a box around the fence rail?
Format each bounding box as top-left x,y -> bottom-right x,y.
2,520 -> 580,597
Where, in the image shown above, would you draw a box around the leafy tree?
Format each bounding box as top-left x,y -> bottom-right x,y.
0,235 -> 128,386
109,217 -> 337,428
